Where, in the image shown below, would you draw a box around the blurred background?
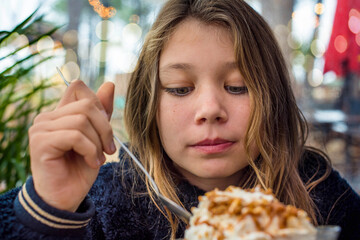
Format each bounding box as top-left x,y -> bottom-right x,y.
0,0 -> 359,194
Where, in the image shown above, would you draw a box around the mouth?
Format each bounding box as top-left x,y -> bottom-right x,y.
190,138 -> 235,154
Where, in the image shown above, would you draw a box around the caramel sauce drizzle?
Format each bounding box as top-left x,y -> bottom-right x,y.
196,187 -> 305,232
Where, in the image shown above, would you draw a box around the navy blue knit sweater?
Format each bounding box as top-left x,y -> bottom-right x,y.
1,150 -> 360,239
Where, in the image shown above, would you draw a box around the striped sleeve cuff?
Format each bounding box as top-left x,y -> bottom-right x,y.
14,177 -> 95,237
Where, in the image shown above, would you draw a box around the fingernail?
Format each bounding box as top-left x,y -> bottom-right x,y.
109,140 -> 116,152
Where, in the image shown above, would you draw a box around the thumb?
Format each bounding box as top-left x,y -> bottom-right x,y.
96,82 -> 115,120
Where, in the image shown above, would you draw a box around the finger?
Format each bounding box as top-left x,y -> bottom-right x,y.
96,82 -> 115,120
37,99 -> 115,154
57,80 -> 105,114
45,130 -> 102,169
32,114 -> 103,159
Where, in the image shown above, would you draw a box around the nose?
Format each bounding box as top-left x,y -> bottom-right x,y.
194,87 -> 228,124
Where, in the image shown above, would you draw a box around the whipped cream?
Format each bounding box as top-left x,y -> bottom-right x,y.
184,186 -> 316,240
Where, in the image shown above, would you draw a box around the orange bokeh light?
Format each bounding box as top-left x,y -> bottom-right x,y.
88,0 -> 116,19
314,3 -> 324,15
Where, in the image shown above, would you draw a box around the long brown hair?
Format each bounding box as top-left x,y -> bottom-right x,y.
124,0 -> 331,238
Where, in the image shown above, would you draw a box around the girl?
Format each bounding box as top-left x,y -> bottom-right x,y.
1,0 -> 359,239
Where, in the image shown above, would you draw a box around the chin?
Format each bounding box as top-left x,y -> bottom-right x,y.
195,168 -> 242,179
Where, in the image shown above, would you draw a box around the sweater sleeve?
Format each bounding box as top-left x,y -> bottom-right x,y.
85,161 -> 155,239
0,177 -> 95,240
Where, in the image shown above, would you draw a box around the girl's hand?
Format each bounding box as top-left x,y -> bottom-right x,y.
29,80 -> 116,212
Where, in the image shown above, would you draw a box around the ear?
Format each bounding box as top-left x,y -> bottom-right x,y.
96,82 -> 115,120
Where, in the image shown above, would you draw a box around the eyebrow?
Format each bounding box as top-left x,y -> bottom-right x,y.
160,63 -> 192,72
159,61 -> 238,72
223,61 -> 238,70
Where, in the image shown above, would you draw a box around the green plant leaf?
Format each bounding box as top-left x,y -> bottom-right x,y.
0,6 -> 60,193
0,8 -> 39,44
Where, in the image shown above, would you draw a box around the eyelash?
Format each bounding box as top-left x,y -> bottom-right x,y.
224,86 -> 248,95
164,86 -> 248,96
164,87 -> 194,96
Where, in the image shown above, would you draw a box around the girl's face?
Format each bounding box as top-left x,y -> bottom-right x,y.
157,19 -> 259,191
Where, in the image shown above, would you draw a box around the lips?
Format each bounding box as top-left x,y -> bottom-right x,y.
194,138 -> 231,146
190,138 -> 234,154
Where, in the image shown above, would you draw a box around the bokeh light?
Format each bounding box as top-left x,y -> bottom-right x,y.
290,3 -> 318,44
349,8 -> 360,19
92,42 -> 109,63
12,34 -> 29,49
117,51 -> 138,73
323,71 -> 337,85
95,20 -> 115,40
122,23 -> 142,45
308,68 -> 323,87
292,65 -> 306,84
8,34 -> 30,61
63,30 -> 78,47
287,34 -> 302,49
37,36 -> 55,57
61,61 -> 81,81
88,0 -> 116,19
334,35 -> 348,53
356,33 -> 360,47
314,3 -> 325,15
312,87 -> 327,101
348,9 -> 360,34
274,24 -> 289,37
129,14 -> 140,24
65,49 -> 77,63
310,39 -> 326,58
2,32 -> 19,46
290,50 -> 305,66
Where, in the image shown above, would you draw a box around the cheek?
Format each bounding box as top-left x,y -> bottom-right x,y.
157,97 -> 191,143
232,99 -> 251,127
158,102 -> 180,128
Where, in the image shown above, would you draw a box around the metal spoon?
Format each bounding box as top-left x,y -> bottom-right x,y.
56,67 -> 192,221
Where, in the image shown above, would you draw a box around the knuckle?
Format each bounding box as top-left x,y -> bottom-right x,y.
69,79 -> 85,88
70,130 -> 83,143
29,132 -> 45,150
28,121 -> 46,136
75,114 -> 88,127
81,98 -> 96,111
33,112 -> 48,124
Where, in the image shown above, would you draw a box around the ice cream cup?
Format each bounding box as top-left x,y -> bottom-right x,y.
316,225 -> 341,240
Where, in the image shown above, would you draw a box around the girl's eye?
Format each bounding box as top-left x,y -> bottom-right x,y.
225,86 -> 248,95
164,87 -> 194,96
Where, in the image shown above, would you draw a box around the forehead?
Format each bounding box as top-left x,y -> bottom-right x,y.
160,19 -> 235,66
163,18 -> 233,50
